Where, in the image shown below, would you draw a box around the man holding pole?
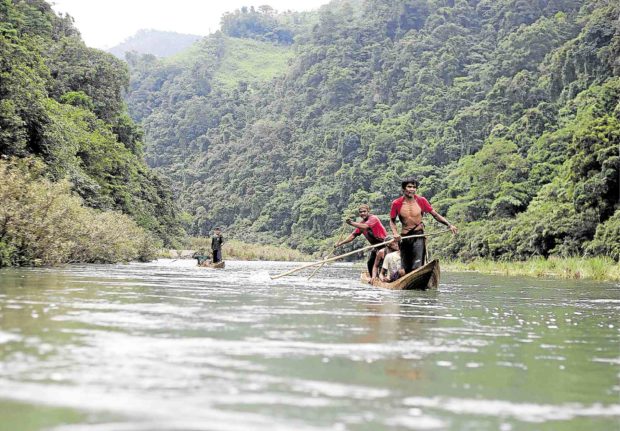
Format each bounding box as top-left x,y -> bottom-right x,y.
211,227 -> 224,263
335,204 -> 388,276
390,177 -> 458,273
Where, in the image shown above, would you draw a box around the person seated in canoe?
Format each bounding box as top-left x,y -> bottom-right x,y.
368,236 -> 394,283
192,249 -> 210,266
211,227 -> 224,263
389,177 -> 458,274
379,239 -> 404,282
335,204 -> 387,277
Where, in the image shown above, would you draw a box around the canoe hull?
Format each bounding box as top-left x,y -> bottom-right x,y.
360,259 -> 440,290
199,261 -> 225,269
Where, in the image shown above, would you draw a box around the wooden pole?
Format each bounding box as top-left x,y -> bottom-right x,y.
270,230 -> 451,280
307,222 -> 348,280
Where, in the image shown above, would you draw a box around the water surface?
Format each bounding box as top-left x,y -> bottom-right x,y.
0,259 -> 618,430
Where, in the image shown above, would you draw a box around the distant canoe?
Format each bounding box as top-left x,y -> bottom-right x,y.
199,261 -> 225,269
360,259 -> 440,290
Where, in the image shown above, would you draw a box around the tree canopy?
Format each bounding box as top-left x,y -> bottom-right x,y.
0,0 -> 184,266
124,0 -> 619,260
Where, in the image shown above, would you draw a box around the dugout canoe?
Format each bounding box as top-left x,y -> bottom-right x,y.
360,259 -> 440,290
198,261 -> 225,269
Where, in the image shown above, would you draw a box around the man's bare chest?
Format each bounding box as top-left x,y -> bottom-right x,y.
399,200 -> 422,220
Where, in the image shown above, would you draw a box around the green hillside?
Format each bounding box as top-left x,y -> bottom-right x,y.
215,37 -> 294,88
166,35 -> 294,89
125,0 -> 619,261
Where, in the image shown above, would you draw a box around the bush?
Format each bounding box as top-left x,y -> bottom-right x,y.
587,210 -> 620,261
0,158 -> 159,266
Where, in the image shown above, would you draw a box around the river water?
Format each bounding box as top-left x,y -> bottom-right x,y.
0,259 -> 618,431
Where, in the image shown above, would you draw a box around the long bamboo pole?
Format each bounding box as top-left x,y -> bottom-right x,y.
270,229 -> 451,280
307,222 -> 348,280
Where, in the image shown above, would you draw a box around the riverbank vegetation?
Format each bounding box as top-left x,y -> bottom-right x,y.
0,0 -> 184,267
0,159 -> 158,266
444,257 -> 620,282
184,237 -> 313,262
125,0 -> 619,265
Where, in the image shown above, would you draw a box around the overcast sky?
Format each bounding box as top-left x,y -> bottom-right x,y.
50,0 -> 332,49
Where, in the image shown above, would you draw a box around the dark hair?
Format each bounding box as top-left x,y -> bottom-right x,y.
401,176 -> 419,189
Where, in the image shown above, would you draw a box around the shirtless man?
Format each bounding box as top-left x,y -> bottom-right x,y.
390,177 -> 458,273
335,204 -> 387,276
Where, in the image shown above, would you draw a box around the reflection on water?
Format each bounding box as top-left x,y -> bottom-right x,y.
0,259 -> 618,431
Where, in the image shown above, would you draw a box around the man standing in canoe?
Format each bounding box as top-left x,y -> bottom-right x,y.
211,227 -> 224,263
335,204 -> 388,276
390,177 -> 458,273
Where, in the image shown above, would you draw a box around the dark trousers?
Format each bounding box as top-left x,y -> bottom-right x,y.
212,249 -> 222,263
367,248 -> 378,275
400,233 -> 425,273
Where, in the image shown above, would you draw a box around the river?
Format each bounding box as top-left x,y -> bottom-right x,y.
0,259 -> 618,430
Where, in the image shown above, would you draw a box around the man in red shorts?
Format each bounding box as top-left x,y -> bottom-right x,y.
390,177 -> 458,273
335,204 -> 388,276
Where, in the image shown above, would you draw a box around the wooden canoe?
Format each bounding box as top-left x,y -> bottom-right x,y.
360,259 -> 440,290
198,260 -> 225,269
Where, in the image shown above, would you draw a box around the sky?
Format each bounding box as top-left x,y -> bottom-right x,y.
50,0 -> 332,49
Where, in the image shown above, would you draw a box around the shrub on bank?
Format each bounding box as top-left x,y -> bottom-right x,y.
0,159 -> 159,266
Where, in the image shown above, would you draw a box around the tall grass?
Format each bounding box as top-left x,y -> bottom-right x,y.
443,257 -> 620,281
186,237 -> 313,262
181,236 -> 620,281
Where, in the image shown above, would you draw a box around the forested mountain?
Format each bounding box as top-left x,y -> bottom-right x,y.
0,0 -> 183,265
125,0 -> 619,261
107,29 -> 203,59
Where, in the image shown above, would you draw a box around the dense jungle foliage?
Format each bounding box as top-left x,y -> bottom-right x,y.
125,0 -> 619,261
0,0 -> 184,266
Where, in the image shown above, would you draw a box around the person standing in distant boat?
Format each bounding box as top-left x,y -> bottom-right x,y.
390,177 -> 457,273
211,227 -> 224,263
335,204 -> 388,276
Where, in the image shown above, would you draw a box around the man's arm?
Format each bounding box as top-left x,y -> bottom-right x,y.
389,218 -> 401,240
379,267 -> 389,282
429,210 -> 458,234
346,218 -> 369,231
335,233 -> 356,247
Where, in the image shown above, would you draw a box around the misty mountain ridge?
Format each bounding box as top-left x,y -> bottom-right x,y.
108,29 -> 203,59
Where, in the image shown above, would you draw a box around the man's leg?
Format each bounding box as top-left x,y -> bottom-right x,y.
400,238 -> 414,273
412,237 -> 425,270
367,248 -> 377,275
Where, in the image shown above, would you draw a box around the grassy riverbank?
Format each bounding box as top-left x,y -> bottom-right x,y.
168,239 -> 619,282
443,257 -> 620,282
180,238 -> 314,262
